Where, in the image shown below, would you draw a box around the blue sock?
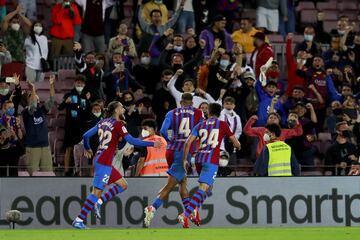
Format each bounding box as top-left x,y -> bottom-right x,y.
78,194 -> 98,221
182,197 -> 190,209
152,197 -> 164,210
185,190 -> 206,217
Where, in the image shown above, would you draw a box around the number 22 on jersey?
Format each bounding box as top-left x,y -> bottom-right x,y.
98,128 -> 112,150
199,129 -> 219,148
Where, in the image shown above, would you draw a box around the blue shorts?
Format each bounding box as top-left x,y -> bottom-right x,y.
196,163 -> 218,186
166,149 -> 191,183
93,160 -> 112,190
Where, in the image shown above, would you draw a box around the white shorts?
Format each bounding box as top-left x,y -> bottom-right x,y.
256,6 -> 279,32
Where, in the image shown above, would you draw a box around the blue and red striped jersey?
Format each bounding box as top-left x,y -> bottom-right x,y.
162,106 -> 203,151
191,117 -> 234,165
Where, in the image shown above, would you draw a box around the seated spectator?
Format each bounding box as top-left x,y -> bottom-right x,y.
58,74 -> 91,176
49,0 -> 82,60
199,15 -> 233,58
294,26 -> 321,58
2,4 -> 31,63
325,121 -> 358,176
135,119 -> 168,176
22,75 -> 55,175
24,21 -> 48,82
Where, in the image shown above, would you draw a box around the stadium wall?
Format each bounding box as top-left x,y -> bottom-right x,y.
0,177 -> 359,228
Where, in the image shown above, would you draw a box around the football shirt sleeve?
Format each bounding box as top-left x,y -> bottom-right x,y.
160,111 -> 172,142
83,125 -> 99,150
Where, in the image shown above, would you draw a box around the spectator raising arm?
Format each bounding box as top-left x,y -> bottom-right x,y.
167,69 -> 183,107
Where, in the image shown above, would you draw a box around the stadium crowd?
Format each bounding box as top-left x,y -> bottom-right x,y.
0,0 -> 360,177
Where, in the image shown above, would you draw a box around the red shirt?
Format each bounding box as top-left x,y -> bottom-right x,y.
0,0 -> 6,6
243,116 -> 303,158
49,3 -> 82,39
95,118 -> 128,166
285,38 -> 305,95
192,118 -> 233,165
250,43 -> 274,79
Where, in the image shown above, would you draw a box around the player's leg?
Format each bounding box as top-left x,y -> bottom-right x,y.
94,167 -> 127,219
72,161 -> 111,229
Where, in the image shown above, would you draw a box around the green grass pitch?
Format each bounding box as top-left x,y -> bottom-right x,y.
0,227 -> 360,240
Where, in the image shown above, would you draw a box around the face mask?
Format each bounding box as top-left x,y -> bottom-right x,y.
341,130 -> 351,138
172,64 -> 183,70
267,71 -> 280,80
0,88 -> 9,96
34,26 -> 43,35
296,59 -> 306,65
114,63 -> 121,68
304,34 -> 314,42
87,62 -> 95,68
154,0 -> 162,4
173,46 -> 183,52
287,120 -> 296,128
140,57 -> 151,65
224,109 -> 234,115
141,129 -> 150,138
219,157 -> 229,167
6,107 -> 15,116
263,133 -> 271,142
333,108 -> 342,115
219,59 -> 230,69
11,23 -> 20,31
30,101 -> 38,109
93,112 -> 101,118
75,86 -> 84,93
338,30 -> 345,35
123,100 -> 133,106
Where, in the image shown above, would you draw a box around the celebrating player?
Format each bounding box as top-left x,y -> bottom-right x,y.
72,101 -> 160,229
143,92 -> 203,227
178,103 -> 241,228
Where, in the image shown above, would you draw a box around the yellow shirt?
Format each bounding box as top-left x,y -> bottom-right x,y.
232,27 -> 261,54
142,1 -> 168,24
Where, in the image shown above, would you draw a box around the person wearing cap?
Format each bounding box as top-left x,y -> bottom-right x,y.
256,0 -> 287,33
283,85 -> 308,113
58,74 -> 92,176
199,14 -> 233,57
254,123 -> 299,177
250,31 -> 273,79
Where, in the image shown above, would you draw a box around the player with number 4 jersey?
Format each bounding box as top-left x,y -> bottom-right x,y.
178,103 -> 241,228
144,93 -> 203,227
72,101 -> 160,229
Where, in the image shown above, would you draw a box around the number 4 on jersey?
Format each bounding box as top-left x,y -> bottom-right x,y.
179,117 -> 191,137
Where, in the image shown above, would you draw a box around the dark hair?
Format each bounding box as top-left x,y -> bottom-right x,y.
224,96 -> 235,104
105,101 -> 120,118
266,123 -> 281,137
342,83 -> 351,89
91,99 -> 103,108
208,103 -> 222,117
85,51 -> 96,57
173,34 -> 183,40
267,112 -> 281,121
161,69 -> 174,77
335,121 -> 348,130
75,74 -> 86,82
181,93 -> 193,102
141,119 -> 157,131
183,78 -> 194,87
121,90 -> 135,103
150,9 -> 162,17
171,53 -> 184,61
29,21 -> 44,45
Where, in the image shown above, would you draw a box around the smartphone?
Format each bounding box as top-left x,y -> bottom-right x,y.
5,77 -> 15,83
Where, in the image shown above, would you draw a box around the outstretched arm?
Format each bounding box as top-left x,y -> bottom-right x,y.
124,135 -> 155,147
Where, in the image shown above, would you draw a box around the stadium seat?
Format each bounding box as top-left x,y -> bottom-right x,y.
293,34 -> 304,44
323,20 -> 338,33
322,11 -> 338,21
32,171 -> 56,176
338,2 -> 358,11
48,131 -> 55,154
318,132 -> 332,142
241,9 -> 257,22
297,1 -> 315,11
49,117 -> 65,129
300,10 -> 318,24
54,139 -> 65,165
18,171 -> 30,177
34,81 -> 50,91
268,34 -> 284,43
55,128 -> 65,140
301,171 -> 323,176
316,2 -> 337,11
58,69 -> 76,81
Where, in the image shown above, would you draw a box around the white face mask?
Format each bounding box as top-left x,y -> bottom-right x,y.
304,34 -> 314,42
338,30 -> 345,35
34,26 -> 43,35
219,59 -> 230,69
219,157 -> 229,167
141,57 -> 151,65
263,133 -> 271,142
224,109 -> 234,115
141,129 -> 150,138
296,58 -> 306,65
0,88 -> 9,96
93,112 -> 101,118
114,63 -> 120,68
75,86 -> 84,93
173,46 -> 183,52
11,23 -> 20,31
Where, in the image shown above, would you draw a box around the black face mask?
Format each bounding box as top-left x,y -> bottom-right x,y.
87,62 -> 96,68
333,108 -> 342,116
172,64 -> 182,71
287,120 -> 296,128
341,130 -> 351,138
123,100 -> 133,107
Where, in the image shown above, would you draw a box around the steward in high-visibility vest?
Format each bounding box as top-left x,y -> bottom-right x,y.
136,119 -> 168,176
254,123 -> 300,176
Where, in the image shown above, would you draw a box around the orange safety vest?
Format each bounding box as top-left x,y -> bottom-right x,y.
140,135 -> 168,176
